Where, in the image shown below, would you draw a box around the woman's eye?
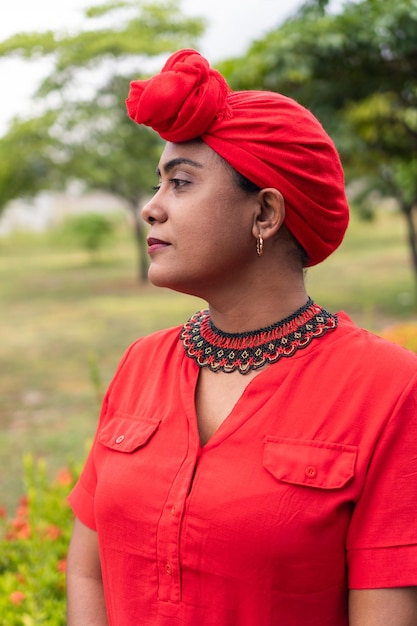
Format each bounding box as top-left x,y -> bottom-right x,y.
170,178 -> 190,189
151,178 -> 189,193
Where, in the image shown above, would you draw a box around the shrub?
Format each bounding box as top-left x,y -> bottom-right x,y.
379,322 -> 417,354
0,456 -> 78,625
62,212 -> 115,259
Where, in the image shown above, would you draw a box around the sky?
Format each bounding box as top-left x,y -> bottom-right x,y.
0,0 -> 304,133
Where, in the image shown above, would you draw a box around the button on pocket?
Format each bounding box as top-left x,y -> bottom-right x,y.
263,436 -> 357,490
99,415 -> 160,453
304,465 -> 317,479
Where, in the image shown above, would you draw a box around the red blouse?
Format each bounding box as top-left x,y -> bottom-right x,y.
69,313 -> 417,626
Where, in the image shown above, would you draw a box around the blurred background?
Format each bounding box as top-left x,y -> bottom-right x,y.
1,0 -> 416,513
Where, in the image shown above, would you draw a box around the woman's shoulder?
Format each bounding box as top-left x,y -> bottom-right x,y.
106,323 -> 186,392
334,311 -> 417,374
122,323 -> 184,362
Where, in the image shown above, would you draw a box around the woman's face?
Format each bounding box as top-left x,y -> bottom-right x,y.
141,140 -> 259,297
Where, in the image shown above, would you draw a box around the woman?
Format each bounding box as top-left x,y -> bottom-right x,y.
66,50 -> 417,625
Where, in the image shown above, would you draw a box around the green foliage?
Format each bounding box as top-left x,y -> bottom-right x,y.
0,32 -> 57,58
62,213 -> 115,258
223,0 -> 417,142
0,112 -> 61,211
0,456 -> 78,626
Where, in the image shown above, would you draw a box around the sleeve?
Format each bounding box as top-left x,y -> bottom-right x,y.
68,340 -> 142,530
346,372 -> 417,588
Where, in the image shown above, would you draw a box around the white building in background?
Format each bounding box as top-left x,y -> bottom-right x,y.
0,188 -> 128,236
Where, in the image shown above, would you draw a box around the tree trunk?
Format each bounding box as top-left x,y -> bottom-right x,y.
128,201 -> 148,283
402,202 -> 417,293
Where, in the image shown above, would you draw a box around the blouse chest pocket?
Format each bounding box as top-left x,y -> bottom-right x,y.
98,414 -> 161,453
263,436 -> 357,490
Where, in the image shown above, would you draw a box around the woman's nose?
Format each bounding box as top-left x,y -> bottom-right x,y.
141,195 -> 168,224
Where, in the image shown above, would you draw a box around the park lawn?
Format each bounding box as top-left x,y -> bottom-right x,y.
0,209 -> 416,512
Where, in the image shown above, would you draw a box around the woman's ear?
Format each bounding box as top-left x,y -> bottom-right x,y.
252,188 -> 285,241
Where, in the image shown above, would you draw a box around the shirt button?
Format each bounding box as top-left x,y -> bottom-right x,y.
305,465 -> 317,478
115,435 -> 125,444
171,506 -> 176,516
165,562 -> 172,575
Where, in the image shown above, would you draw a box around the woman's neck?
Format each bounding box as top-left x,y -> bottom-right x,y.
206,287 -> 309,334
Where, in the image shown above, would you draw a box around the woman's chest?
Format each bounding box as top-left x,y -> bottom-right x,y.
194,367 -> 266,445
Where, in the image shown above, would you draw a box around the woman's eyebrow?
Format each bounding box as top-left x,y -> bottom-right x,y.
156,157 -> 204,177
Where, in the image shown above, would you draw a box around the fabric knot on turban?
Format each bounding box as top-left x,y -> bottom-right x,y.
126,49 -> 231,143
126,49 -> 349,266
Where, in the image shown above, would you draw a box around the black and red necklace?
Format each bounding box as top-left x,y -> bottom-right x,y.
180,298 -> 338,374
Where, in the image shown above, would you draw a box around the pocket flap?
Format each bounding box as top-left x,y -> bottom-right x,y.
99,415 -> 160,453
263,436 -> 357,489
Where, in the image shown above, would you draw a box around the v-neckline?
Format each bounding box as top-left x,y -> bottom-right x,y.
194,366 -> 268,446
181,357 -> 284,448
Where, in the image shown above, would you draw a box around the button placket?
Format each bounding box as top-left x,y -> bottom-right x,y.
156,444 -> 200,604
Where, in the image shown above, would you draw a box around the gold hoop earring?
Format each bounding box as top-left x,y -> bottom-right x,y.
256,234 -> 264,257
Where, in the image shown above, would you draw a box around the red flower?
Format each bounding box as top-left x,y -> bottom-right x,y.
7,518 -> 31,540
57,559 -> 67,573
15,505 -> 28,519
15,523 -> 31,540
10,591 -> 26,605
46,524 -> 62,540
56,468 -> 73,486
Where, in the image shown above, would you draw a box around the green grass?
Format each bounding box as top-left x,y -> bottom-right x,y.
0,209 -> 416,512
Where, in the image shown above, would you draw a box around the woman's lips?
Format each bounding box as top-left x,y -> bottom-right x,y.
147,237 -> 170,254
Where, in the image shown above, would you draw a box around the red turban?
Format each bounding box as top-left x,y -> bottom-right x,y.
126,49 -> 349,266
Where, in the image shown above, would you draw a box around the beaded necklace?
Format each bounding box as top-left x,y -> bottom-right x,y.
180,298 -> 338,374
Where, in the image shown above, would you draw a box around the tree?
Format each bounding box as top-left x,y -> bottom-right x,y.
0,0 -> 205,281
220,0 -> 417,288
0,112 -> 62,207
